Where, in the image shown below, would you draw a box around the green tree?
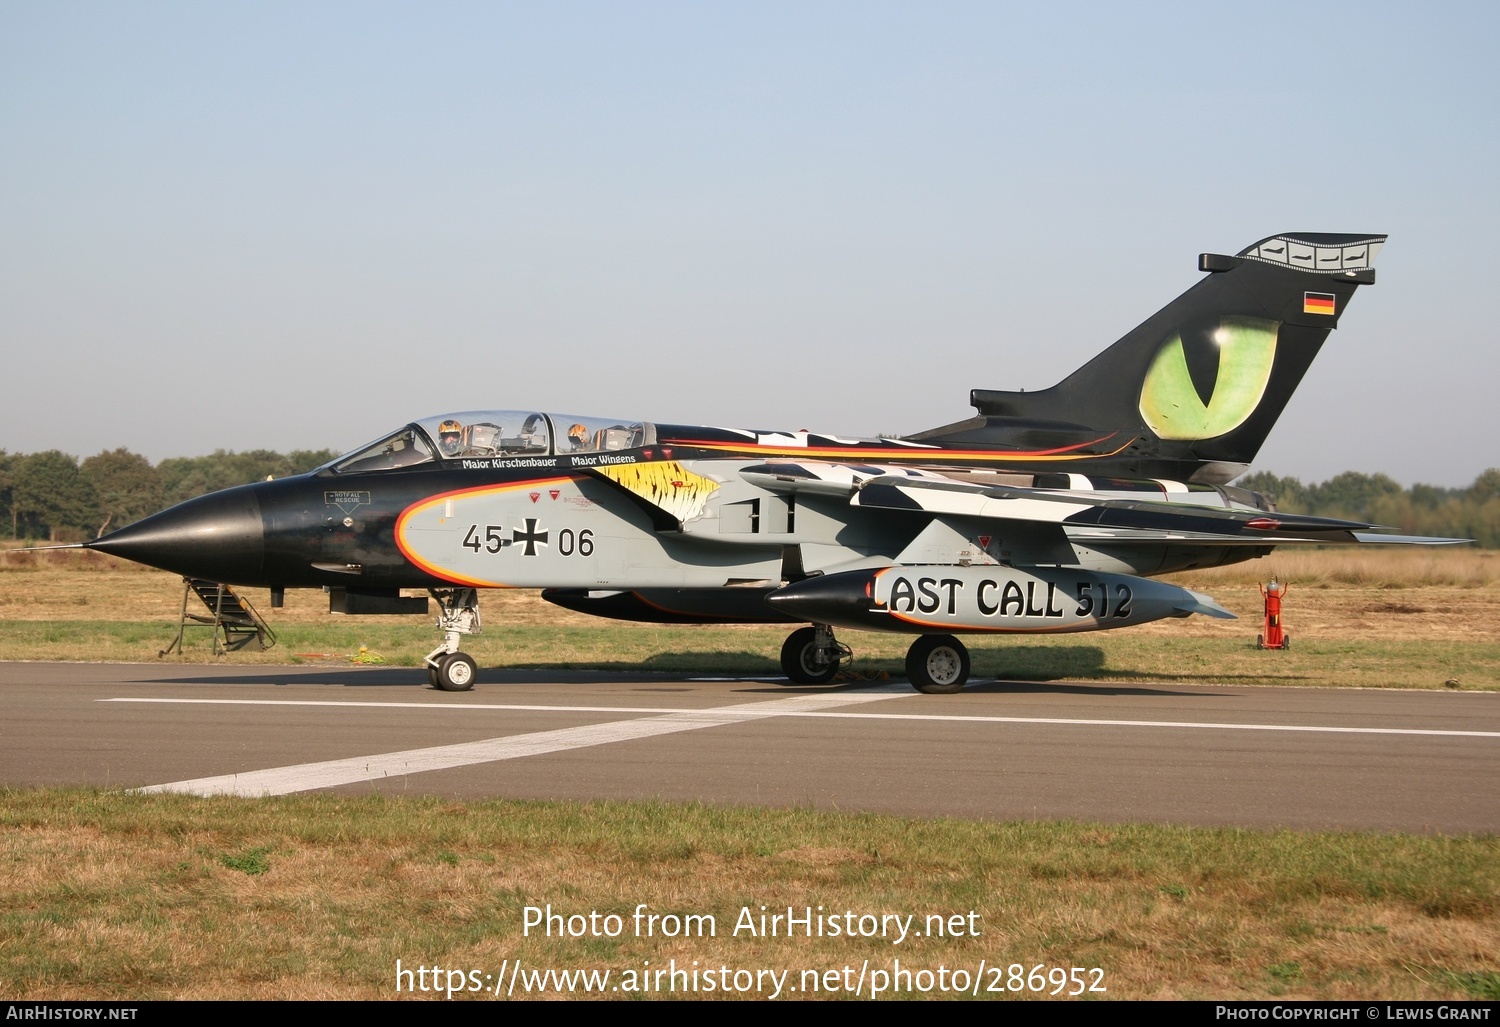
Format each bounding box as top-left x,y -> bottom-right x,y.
81,448 -> 165,537
1234,471 -> 1308,512
158,448 -> 337,504
287,449 -> 338,475
13,451 -> 97,542
1468,468 -> 1500,504
1303,471 -> 1403,520
0,450 -> 14,538
1410,482 -> 1462,508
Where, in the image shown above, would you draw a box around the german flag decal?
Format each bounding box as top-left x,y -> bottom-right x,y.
1304,292 -> 1336,316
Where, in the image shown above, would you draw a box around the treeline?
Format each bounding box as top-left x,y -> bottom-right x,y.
1238,469 -> 1500,547
0,448 -> 337,542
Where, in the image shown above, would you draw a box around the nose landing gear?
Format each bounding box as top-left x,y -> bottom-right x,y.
426,588 -> 482,691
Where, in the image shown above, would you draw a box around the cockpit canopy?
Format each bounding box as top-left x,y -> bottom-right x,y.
327,411 -> 652,473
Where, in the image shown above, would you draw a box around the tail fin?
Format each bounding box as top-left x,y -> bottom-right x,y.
915,233 -> 1385,483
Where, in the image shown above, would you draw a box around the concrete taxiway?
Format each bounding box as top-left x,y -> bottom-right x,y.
1,661 -> 1495,833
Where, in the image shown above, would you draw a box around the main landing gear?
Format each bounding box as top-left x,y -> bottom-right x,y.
779,624 -> 851,684
905,634 -> 970,694
778,624 -> 972,694
425,588 -> 482,691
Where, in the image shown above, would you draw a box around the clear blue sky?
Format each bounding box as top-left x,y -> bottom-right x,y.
2,2 -> 1496,486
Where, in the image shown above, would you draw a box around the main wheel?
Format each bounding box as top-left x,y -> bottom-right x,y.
1282,634 -> 1291,650
780,627 -> 838,685
906,635 -> 970,694
435,652 -> 477,691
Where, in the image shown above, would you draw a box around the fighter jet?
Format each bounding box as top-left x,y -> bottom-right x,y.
77,232 -> 1460,692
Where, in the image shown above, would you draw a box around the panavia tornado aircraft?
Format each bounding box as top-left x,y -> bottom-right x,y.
76,231 -> 1458,692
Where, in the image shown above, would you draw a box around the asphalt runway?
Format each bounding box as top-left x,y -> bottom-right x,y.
2,661 -> 1496,833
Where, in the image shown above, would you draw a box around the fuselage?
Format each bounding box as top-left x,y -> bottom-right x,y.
87,408 -> 1272,595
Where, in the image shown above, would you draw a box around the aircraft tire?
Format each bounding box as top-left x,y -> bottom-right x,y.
1256,634 -> 1264,650
906,635 -> 969,694
427,663 -> 441,687
436,652 -> 477,692
1283,634 -> 1291,650
780,627 -> 838,685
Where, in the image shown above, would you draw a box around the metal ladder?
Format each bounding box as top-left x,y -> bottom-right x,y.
160,578 -> 277,656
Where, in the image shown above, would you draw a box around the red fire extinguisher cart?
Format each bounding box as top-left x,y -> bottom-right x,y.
1257,578 -> 1289,650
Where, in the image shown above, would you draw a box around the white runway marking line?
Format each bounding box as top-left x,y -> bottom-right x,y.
130,687 -> 910,797
105,696 -> 1500,739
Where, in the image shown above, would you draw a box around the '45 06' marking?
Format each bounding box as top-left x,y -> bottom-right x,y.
462,523 -> 595,557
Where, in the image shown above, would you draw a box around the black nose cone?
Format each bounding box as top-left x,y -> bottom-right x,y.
88,484 -> 266,583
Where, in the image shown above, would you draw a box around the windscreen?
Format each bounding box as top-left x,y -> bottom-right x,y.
329,427 -> 435,473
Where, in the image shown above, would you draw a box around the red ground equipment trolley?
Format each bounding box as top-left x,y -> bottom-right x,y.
1257,577 -> 1289,650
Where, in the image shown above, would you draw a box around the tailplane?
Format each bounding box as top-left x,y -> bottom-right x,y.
912,233 -> 1386,483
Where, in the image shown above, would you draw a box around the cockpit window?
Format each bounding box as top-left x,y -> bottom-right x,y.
418,412 -> 551,458
329,412 -> 655,469
551,414 -> 647,453
330,427 -> 436,474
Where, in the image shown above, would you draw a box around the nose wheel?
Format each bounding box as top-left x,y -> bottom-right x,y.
431,652 -> 478,691
906,634 -> 970,694
425,588 -> 482,691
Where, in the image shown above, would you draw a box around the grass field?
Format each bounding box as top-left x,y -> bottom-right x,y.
3,790 -> 1497,1001
1,547 -> 1496,1001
